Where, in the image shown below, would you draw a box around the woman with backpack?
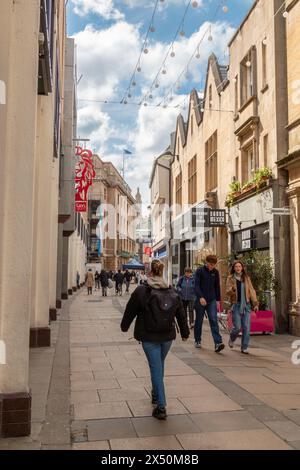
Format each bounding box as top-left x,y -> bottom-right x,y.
121,260 -> 189,420
226,260 -> 259,354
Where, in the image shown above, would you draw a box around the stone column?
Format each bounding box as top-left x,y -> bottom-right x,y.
0,0 -> 40,437
30,96 -> 53,348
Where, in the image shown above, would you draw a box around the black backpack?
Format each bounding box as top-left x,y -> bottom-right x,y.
144,287 -> 179,333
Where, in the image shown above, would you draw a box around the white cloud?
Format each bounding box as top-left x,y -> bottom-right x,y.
71,0 -> 124,20
74,18 -> 234,203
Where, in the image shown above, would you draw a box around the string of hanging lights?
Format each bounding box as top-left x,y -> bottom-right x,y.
120,0 -> 160,104
138,0 -> 199,106
160,0 -> 288,108
79,0 -> 289,113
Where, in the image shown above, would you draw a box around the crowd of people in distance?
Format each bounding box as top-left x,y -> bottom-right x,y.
85,268 -> 148,297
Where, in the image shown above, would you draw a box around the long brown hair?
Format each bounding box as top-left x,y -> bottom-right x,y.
230,260 -> 248,282
151,259 -> 164,277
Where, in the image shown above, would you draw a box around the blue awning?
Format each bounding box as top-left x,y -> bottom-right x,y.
122,258 -> 145,270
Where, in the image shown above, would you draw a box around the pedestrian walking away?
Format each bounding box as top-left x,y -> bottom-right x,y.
177,267 -> 196,328
226,260 -> 259,354
85,269 -> 94,295
95,271 -> 100,290
121,260 -> 189,421
124,269 -> 132,293
99,269 -> 109,296
114,269 -> 124,295
194,254 -> 225,352
76,271 -> 80,289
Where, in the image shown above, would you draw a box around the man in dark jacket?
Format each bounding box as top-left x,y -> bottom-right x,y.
124,270 -> 132,293
121,260 -> 189,420
177,267 -> 195,329
99,270 -> 109,296
194,254 -> 224,352
114,270 -> 124,295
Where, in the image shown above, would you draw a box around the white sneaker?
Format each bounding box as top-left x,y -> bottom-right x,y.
194,342 -> 201,349
241,349 -> 249,354
228,338 -> 234,349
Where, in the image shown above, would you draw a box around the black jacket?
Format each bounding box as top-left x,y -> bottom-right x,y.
194,265 -> 221,302
114,273 -> 124,285
99,271 -> 109,287
121,283 -> 190,342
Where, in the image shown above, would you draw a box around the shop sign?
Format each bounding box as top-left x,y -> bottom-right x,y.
75,147 -> 95,212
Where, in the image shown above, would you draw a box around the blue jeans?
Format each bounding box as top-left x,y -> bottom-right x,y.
142,341 -> 172,408
230,303 -> 251,351
194,300 -> 223,345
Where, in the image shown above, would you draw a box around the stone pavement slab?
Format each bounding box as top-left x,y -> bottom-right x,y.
87,418 -> 137,441
110,435 -> 183,450
176,430 -> 292,450
74,401 -> 132,420
131,415 -> 200,438
189,411 -> 265,432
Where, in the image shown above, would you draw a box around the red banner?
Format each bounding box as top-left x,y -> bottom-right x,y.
144,246 -> 152,256
75,147 -> 95,212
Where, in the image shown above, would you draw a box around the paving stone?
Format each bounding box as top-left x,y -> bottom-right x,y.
110,435 -> 183,450
288,441 -> 300,450
176,430 -> 292,450
282,410 -> 300,426
98,387 -> 150,402
74,402 -> 132,420
264,420 -> 300,442
189,411 -> 265,432
179,394 -> 242,413
47,394 -> 70,414
131,415 -> 200,438
73,441 -> 110,450
41,444 -> 71,450
255,394 -> 300,411
87,418 -> 137,441
244,405 -> 288,422
215,381 -> 263,405
71,390 -> 99,404
71,378 -> 120,391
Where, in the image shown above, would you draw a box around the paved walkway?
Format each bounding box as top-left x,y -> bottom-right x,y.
1,285 -> 300,450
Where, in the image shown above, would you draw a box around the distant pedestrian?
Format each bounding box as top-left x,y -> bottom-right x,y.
177,267 -> 195,328
194,255 -> 225,352
108,270 -> 114,280
124,270 -> 132,293
114,270 -> 124,295
99,269 -> 109,297
76,271 -> 80,289
226,260 -> 258,354
95,271 -> 100,290
140,271 -> 147,284
120,260 -> 189,420
85,269 -> 94,295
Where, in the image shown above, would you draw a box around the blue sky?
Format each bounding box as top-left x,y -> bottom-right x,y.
67,0 -> 254,203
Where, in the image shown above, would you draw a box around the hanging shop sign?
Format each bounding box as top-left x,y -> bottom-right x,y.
193,207 -> 227,228
75,147 -> 95,212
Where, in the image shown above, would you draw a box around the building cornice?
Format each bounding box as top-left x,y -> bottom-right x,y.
277,149 -> 300,168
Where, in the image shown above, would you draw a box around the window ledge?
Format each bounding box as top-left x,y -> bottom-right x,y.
239,95 -> 257,113
261,84 -> 269,94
